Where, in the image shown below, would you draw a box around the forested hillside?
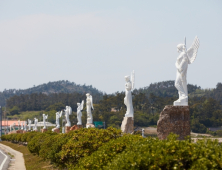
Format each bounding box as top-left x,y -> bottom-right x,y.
4,80 -> 222,133
0,80 -> 103,106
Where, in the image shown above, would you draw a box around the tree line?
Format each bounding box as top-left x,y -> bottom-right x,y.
5,81 -> 222,133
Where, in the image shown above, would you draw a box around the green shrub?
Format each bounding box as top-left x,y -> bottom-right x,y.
103,134 -> 222,170
27,131 -> 57,155
39,131 -> 79,168
2,128 -> 222,169
59,127 -> 121,168
74,134 -> 145,170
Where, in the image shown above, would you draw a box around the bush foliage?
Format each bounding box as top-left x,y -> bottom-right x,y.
2,129 -> 222,169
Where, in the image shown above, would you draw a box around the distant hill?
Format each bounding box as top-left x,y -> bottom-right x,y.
0,80 -> 103,106
2,80 -> 222,108
134,80 -> 222,103
134,80 -> 201,98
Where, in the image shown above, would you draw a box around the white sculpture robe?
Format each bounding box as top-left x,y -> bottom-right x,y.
43,114 -> 48,129
174,36 -> 200,106
77,101 -> 84,125
24,121 -> 27,131
124,71 -> 135,117
18,120 -> 20,130
34,118 -> 38,130
10,123 -> 15,132
86,93 -> 94,124
55,111 -> 62,128
28,119 -> 32,131
64,106 -> 72,127
21,122 -> 24,130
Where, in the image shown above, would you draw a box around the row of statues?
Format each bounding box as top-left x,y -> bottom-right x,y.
10,36 -> 200,132
53,93 -> 94,130
123,36 -> 200,117
11,118 -> 39,132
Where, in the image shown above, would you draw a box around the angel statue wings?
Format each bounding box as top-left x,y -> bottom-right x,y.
55,111 -> 62,128
86,93 -> 94,124
43,114 -> 48,129
77,100 -> 84,125
64,106 -> 72,127
124,70 -> 135,117
174,36 -> 200,106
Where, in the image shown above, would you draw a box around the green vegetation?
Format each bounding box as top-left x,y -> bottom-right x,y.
2,129 -> 222,169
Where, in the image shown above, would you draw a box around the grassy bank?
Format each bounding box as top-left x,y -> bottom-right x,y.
0,141 -> 58,170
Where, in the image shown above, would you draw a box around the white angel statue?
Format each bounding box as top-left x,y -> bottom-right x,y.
77,100 -> 84,125
10,123 -> 15,132
86,93 -> 94,124
174,36 -> 200,106
34,118 -> 38,130
18,120 -> 20,130
124,70 -> 135,117
43,114 -> 48,129
28,119 -> 32,131
55,111 -> 62,128
24,121 -> 27,131
21,121 -> 24,130
64,106 -> 72,127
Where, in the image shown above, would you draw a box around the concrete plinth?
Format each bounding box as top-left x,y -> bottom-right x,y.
41,129 -> 47,133
16,130 -> 23,134
157,105 -> 190,140
86,124 -> 95,128
65,126 -> 71,133
121,117 -> 134,134
70,125 -> 83,131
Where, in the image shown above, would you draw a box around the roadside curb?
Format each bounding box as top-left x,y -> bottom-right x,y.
0,143 -> 26,170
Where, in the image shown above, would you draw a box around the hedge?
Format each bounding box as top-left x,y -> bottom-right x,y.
2,129 -> 222,169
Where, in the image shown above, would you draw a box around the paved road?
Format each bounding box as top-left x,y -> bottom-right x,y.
0,149 -> 10,170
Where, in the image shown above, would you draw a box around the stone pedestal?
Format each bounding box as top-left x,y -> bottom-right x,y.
70,125 -> 83,131
157,105 -> 190,140
16,130 -> 23,134
41,129 -> 47,133
121,117 -> 134,134
52,128 -> 60,133
86,124 -> 95,128
65,126 -> 71,133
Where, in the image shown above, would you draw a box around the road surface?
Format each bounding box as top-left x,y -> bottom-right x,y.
0,149 -> 10,170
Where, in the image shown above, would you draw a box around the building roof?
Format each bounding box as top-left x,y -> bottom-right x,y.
1,120 -> 25,126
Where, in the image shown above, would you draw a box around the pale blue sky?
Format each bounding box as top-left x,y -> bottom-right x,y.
0,0 -> 221,93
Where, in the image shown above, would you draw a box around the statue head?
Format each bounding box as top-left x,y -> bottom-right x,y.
177,44 -> 185,53
86,93 -> 90,97
77,103 -> 80,106
125,76 -> 130,82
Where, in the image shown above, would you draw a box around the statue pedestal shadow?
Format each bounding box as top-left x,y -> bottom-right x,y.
157,105 -> 190,140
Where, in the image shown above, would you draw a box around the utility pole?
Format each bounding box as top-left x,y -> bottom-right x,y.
0,106 -> 2,140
